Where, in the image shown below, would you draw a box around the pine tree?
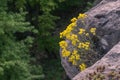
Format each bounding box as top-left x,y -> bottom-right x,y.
0,0 -> 44,80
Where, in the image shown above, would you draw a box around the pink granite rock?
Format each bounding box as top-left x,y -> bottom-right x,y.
72,41 -> 120,80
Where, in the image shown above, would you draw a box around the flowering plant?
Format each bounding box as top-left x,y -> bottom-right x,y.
59,13 -> 97,71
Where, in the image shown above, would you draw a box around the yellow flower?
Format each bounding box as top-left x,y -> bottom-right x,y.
72,49 -> 78,55
70,34 -> 79,45
59,22 -> 76,38
78,13 -> 87,19
68,55 -> 75,62
81,43 -> 86,48
59,41 -> 68,49
85,33 -> 89,36
72,41 -> 77,46
84,47 -> 89,50
60,32 -> 63,38
82,43 -> 90,50
78,42 -> 90,50
78,28 -> 85,35
78,42 -> 82,48
79,63 -> 86,71
66,34 -> 71,39
60,30 -> 67,38
75,54 -> 80,60
71,17 -> 77,23
72,60 -> 77,65
69,22 -> 76,28
62,49 -> 71,57
85,42 -> 90,45
85,42 -> 90,50
90,28 -> 96,35
71,34 -> 78,40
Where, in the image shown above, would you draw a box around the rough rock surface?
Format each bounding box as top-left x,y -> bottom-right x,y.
93,0 -> 102,6
72,41 -> 120,80
60,0 -> 120,79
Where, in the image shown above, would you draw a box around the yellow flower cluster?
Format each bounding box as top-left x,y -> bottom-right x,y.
61,49 -> 70,57
70,34 -> 79,46
71,17 -> 77,23
59,40 -> 68,49
78,42 -> 90,50
68,49 -> 80,65
60,13 -> 87,38
59,41 -> 70,57
78,27 -> 96,36
79,63 -> 86,71
85,33 -> 89,36
78,28 -> 85,35
90,28 -> 96,35
59,13 -> 96,72
78,13 -> 87,19
60,21 -> 76,38
62,33 -> 79,46
78,28 -> 90,36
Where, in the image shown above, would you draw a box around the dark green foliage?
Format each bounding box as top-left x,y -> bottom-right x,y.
41,59 -> 67,80
0,0 -> 43,80
38,13 -> 58,36
38,13 -> 59,53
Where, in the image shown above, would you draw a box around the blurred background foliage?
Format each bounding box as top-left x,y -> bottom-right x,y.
0,0 -> 95,80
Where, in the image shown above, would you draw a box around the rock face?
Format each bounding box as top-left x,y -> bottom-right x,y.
60,0 -> 120,79
93,0 -> 102,6
86,0 -> 120,53
72,41 -> 120,80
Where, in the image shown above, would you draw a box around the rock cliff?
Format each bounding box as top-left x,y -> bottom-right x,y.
60,0 -> 120,79
73,41 -> 120,80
